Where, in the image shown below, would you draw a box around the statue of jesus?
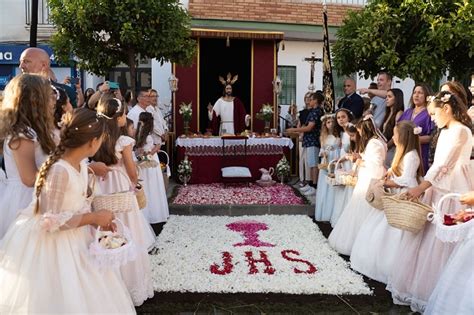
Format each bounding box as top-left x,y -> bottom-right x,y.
209,73 -> 250,135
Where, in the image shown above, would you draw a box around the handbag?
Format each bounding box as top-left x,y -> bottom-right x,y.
365,178 -> 393,210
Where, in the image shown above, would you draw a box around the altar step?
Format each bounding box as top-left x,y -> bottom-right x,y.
169,203 -> 313,216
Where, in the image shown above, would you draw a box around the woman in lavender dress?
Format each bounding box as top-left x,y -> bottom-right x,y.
397,84 -> 434,174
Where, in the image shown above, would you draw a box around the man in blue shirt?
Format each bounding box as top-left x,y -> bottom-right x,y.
286,91 -> 324,195
358,71 -> 392,129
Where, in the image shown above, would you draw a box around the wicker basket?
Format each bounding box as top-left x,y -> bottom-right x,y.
158,151 -> 170,191
92,168 -> 141,213
325,159 -> 343,186
382,193 -> 432,233
135,182 -> 146,209
335,159 -> 358,187
317,163 -> 329,170
427,193 -> 474,243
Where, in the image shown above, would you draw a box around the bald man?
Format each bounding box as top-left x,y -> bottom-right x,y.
19,48 -> 77,107
337,78 -> 364,119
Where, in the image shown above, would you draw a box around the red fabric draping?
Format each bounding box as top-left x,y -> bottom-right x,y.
175,61 -> 198,135
252,40 -> 275,132
177,147 -> 288,184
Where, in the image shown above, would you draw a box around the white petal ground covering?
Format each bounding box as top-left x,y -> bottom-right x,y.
151,215 -> 372,295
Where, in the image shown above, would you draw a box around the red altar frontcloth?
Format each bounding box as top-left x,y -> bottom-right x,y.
176,137 -> 293,184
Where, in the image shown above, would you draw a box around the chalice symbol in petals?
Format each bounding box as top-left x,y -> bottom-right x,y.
226,220 -> 275,247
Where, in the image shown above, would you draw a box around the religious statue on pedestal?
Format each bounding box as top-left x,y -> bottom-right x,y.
209,73 -> 250,135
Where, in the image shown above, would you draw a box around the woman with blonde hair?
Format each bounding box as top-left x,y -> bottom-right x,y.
0,74 -> 56,238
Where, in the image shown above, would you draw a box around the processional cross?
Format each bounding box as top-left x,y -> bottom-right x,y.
303,51 -> 322,92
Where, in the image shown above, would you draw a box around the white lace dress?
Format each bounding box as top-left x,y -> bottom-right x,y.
96,135 -> 155,306
330,132 -> 354,227
0,129 -> 48,239
0,160 -> 135,314
350,150 -> 420,284
315,135 -> 340,221
137,135 -> 169,224
387,124 -> 474,313
328,138 -> 387,255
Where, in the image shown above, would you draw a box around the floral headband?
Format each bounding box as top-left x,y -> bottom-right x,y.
426,93 -> 452,104
413,126 -> 422,135
320,113 -> 335,122
51,85 -> 60,101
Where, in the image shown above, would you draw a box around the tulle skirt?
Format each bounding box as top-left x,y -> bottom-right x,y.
138,153 -> 169,224
0,180 -> 34,239
330,185 -> 353,227
425,237 -> 474,315
350,208 -> 405,284
0,214 -> 135,314
315,170 -> 334,221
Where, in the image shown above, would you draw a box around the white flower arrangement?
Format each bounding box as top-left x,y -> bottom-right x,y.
276,156 -> 291,179
256,103 -> 274,122
149,215 -> 372,295
178,102 -> 193,121
177,156 -> 192,177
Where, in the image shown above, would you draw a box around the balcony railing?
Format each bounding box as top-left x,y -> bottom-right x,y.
25,0 -> 52,26
317,0 -> 367,5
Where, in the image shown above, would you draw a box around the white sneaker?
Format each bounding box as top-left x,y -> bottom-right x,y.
299,185 -> 312,192
303,187 -> 317,196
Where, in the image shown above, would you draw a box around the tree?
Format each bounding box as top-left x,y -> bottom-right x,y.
332,0 -> 474,85
48,0 -> 196,98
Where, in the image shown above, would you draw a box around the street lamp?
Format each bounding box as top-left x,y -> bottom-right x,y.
168,74 -> 178,131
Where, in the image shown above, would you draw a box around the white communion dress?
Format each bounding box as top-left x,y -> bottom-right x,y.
96,135 -> 155,306
350,150 -> 420,284
0,160 -> 135,314
0,129 -> 48,239
328,137 -> 387,255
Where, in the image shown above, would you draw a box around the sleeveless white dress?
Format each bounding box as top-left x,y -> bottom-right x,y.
328,138 -> 387,255
0,129 -> 48,239
0,160 -> 135,314
350,150 -> 420,283
137,135 -> 169,224
96,135 -> 155,306
315,135 -> 340,221
330,132 -> 354,227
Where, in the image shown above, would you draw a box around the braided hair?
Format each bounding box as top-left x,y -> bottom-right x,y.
34,108 -> 105,214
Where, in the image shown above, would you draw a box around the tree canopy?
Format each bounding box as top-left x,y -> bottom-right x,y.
48,0 -> 196,94
332,0 -> 474,84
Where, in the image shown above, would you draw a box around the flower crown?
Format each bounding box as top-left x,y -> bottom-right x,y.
426,93 -> 452,104
320,113 -> 335,122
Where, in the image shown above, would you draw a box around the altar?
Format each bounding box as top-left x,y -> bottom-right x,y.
176,137 -> 293,184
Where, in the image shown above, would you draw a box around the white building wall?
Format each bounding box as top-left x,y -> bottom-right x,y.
151,59 -> 172,111
0,0 -> 29,42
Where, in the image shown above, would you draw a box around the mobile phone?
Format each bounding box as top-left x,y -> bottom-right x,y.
70,77 -> 79,84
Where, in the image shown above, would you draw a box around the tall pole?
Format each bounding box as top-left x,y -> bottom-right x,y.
29,0 -> 39,47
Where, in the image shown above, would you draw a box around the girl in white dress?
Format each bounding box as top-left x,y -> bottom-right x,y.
135,112 -> 169,224
330,109 -> 356,227
328,116 -> 387,255
0,74 -> 56,239
350,120 -> 422,283
0,108 -> 135,314
315,114 -> 340,221
387,91 -> 474,313
92,97 -> 155,306
425,191 -> 474,315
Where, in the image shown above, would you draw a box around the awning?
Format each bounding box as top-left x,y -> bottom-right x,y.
191,28 -> 284,40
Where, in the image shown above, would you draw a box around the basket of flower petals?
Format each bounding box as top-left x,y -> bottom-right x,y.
137,152 -> 159,169
427,193 -> 474,243
325,159 -> 343,186
89,219 -> 137,269
335,159 -> 358,187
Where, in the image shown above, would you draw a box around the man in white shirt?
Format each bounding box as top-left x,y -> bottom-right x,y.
127,90 -> 148,128
146,89 -> 169,148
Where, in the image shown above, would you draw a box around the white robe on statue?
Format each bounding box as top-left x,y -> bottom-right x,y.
212,99 -> 236,135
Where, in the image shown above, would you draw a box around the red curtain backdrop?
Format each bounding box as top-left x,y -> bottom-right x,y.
252,40 -> 276,133
175,59 -> 198,136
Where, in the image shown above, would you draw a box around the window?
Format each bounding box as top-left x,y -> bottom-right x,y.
277,66 -> 296,106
